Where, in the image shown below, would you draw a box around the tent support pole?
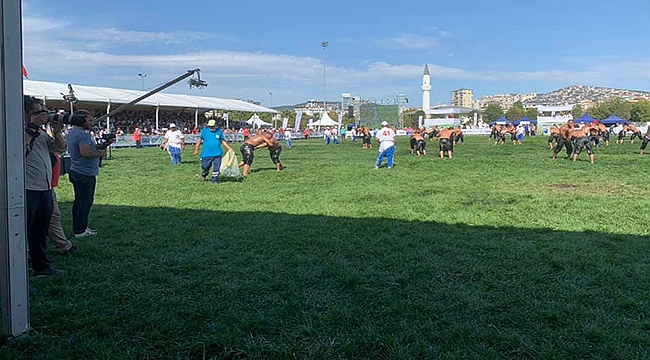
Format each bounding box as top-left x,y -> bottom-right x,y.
155,104 -> 159,130
106,99 -> 111,131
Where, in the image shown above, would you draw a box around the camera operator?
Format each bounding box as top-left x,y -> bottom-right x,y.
66,110 -> 114,238
23,95 -> 67,276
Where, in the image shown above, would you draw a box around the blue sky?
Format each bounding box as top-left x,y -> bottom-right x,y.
22,0 -> 650,108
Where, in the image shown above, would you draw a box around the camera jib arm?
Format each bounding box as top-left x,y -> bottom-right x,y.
92,68 -> 207,125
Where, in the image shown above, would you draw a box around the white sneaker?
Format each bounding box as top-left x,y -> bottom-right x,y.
74,229 -> 97,238
85,228 -> 98,235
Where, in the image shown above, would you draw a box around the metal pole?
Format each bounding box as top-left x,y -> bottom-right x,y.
321,41 -> 328,114
106,99 -> 111,131
1,0 -> 30,339
155,104 -> 159,130
138,73 -> 146,91
194,107 -> 198,129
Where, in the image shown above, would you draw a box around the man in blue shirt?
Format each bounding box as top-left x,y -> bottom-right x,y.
67,110 -> 114,237
194,119 -> 233,183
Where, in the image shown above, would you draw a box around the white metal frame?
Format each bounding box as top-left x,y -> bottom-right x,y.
0,0 -> 30,339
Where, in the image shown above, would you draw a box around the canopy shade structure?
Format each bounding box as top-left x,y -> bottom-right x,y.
489,116 -> 510,126
23,80 -> 277,113
573,113 -> 596,124
600,114 -> 628,125
425,106 -> 474,115
309,111 -> 338,127
245,114 -> 272,127
512,116 -> 537,125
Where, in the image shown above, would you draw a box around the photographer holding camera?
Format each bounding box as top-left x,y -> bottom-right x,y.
23,95 -> 67,276
66,109 -> 114,238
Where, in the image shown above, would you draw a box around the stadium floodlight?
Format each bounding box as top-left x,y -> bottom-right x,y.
321,41 -> 329,114
137,73 -> 147,90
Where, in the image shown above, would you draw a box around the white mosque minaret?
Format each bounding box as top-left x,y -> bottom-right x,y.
421,64 -> 431,112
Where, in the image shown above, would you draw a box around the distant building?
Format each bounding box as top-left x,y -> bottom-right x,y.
451,89 -> 473,108
477,92 -> 537,110
341,93 -> 352,110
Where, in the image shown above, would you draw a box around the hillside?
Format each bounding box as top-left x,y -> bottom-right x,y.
527,85 -> 650,105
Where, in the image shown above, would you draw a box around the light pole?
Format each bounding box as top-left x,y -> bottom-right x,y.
269,92 -> 276,128
321,41 -> 329,114
137,73 -> 147,90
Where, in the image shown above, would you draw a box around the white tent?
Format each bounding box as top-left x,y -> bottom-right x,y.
23,80 -> 277,113
309,111 -> 338,127
246,113 -> 272,128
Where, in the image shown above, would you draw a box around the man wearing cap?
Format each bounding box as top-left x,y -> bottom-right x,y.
161,123 -> 185,165
374,121 -> 396,169
194,119 -> 233,183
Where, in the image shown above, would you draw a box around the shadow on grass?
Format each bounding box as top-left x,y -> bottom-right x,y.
11,205 -> 650,359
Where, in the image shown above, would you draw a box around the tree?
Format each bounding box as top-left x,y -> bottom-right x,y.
572,105 -> 583,120
505,101 -> 525,121
630,99 -> 650,123
588,98 -> 632,120
404,110 -> 425,128
525,107 -> 538,120
483,103 -> 504,123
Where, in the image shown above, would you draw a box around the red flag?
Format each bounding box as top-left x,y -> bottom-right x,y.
22,65 -> 28,78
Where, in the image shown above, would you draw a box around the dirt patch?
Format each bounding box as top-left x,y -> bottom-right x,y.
549,183 -> 579,189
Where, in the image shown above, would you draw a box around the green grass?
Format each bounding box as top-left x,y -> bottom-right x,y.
2,136 -> 649,359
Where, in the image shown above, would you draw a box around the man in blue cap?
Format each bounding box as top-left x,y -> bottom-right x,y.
194,119 -> 233,183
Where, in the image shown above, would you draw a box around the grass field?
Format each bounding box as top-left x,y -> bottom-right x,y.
3,136 -> 649,359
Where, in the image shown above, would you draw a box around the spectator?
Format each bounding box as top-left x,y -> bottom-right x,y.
23,95 -> 67,275
284,128 -> 292,149
133,127 -> 142,148
48,152 -> 78,255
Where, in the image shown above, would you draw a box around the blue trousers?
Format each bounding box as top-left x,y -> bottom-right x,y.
376,146 -> 395,168
169,146 -> 181,165
201,156 -> 223,183
285,139 -> 292,149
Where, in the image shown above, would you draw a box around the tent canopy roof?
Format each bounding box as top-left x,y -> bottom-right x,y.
246,114 -> 272,127
574,113 -> 596,124
310,111 -> 338,126
23,80 -> 277,114
601,114 -> 628,125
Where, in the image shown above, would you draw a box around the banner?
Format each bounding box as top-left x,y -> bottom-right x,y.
294,112 -> 302,131
418,115 -> 423,129
473,112 -> 478,128
308,118 -> 313,128
223,112 -> 229,128
282,117 -> 288,129
338,113 -> 343,128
